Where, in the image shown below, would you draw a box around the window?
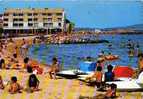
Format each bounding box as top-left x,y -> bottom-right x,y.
34,18 -> 38,21
47,13 -> 52,16
43,23 -> 53,27
43,18 -> 52,22
48,18 -> 52,21
43,18 -> 48,21
13,18 -> 18,21
28,13 -> 32,16
19,18 -> 23,21
13,13 -> 18,16
42,13 -> 47,16
19,13 -> 23,16
34,23 -> 38,27
28,23 -> 33,27
43,23 -> 48,27
13,13 -> 23,16
4,18 -> 8,21
56,13 -> 62,16
3,23 -> 8,27
49,23 -> 53,26
33,13 -> 38,16
4,13 -> 9,16
58,23 -> 61,27
19,23 -> 23,27
13,23 -> 18,27
28,18 -> 32,21
57,18 -> 62,21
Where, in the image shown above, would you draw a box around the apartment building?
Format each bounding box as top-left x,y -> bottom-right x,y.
3,8 -> 65,35
0,14 -> 3,28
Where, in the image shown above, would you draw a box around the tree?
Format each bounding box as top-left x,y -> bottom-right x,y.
65,18 -> 75,34
68,22 -> 75,34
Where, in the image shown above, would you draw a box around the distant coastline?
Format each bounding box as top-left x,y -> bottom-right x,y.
74,24 -> 143,34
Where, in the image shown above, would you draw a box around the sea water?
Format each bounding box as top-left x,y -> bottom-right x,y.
28,34 -> 143,69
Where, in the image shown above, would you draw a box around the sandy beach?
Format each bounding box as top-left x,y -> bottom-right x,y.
0,36 -> 142,99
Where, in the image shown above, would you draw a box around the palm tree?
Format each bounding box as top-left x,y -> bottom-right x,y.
68,22 -> 75,34
65,19 -> 75,34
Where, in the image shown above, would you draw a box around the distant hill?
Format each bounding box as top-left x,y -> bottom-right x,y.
74,28 -> 96,32
125,24 -> 143,31
75,24 -> 143,32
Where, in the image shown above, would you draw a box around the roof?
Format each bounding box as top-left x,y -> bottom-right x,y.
4,8 -> 64,13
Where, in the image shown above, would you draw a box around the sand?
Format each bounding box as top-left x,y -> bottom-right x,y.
0,37 -> 143,99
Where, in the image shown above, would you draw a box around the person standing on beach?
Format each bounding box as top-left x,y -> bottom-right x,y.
105,65 -> 114,82
48,57 -> 60,79
20,39 -> 29,58
86,66 -> 103,88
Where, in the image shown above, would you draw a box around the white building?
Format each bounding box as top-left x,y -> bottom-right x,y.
3,8 -> 65,35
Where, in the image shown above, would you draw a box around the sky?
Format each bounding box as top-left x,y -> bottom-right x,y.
0,0 -> 143,28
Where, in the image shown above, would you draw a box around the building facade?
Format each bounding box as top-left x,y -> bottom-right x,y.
3,8 -> 65,36
0,14 -> 3,28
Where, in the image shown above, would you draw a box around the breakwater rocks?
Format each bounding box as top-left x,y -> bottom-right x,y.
61,39 -> 109,44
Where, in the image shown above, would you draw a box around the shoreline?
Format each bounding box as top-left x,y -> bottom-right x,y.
0,34 -> 142,98
1,31 -> 143,39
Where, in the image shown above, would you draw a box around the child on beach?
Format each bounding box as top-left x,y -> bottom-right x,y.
11,53 -> 19,63
22,57 -> 33,73
105,65 -> 115,82
0,75 -> 4,89
27,74 -> 40,92
23,57 -> 30,68
48,57 -> 60,79
8,76 -> 23,94
11,53 -> 21,69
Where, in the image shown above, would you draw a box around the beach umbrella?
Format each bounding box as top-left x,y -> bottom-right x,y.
113,66 -> 134,78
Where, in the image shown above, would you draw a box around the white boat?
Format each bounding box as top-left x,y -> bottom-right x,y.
56,69 -> 93,79
56,70 -> 78,79
106,72 -> 143,91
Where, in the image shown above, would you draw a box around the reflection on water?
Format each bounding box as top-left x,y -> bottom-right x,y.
28,34 -> 143,69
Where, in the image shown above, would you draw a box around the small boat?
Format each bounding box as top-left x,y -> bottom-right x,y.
56,70 -> 78,79
106,72 -> 143,91
106,67 -> 141,91
97,55 -> 119,61
105,55 -> 119,61
56,69 -> 92,79
56,61 -> 97,79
